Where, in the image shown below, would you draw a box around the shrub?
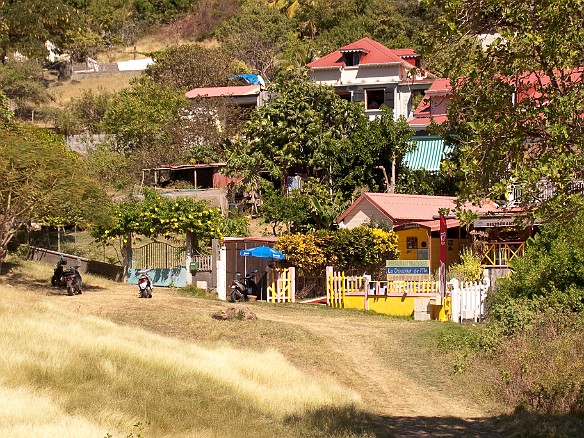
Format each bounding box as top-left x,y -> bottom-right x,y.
483,310 -> 584,416
447,248 -> 484,282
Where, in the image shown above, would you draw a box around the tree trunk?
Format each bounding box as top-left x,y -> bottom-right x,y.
0,245 -> 6,274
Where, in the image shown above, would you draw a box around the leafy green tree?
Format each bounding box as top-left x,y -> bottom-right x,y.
224,69 -> 370,192
432,0 -> 584,221
144,44 -> 234,91
0,0 -> 79,63
216,0 -> 295,79
0,122 -> 107,272
0,60 -> 51,119
102,78 -> 188,156
92,189 -> 223,251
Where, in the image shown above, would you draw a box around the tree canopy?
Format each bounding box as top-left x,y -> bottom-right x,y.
0,122 -> 107,271
143,44 -> 235,91
432,0 -> 584,221
225,70 -> 415,196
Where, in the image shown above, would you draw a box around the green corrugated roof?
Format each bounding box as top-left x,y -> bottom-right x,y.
403,136 -> 452,172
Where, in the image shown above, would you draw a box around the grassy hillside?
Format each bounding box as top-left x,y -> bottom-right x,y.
0,260 -> 362,438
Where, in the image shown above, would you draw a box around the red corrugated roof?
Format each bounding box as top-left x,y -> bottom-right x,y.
425,78 -> 452,95
185,85 -> 261,99
408,115 -> 448,127
307,37 -> 417,69
391,48 -> 419,58
337,193 -> 499,224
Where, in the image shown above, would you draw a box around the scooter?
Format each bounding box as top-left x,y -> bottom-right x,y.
51,257 -> 83,296
137,269 -> 153,298
230,270 -> 258,302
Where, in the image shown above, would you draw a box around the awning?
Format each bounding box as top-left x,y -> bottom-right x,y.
403,136 -> 453,172
393,219 -> 460,232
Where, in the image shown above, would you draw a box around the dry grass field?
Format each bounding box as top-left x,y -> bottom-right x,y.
1,257 -> 582,437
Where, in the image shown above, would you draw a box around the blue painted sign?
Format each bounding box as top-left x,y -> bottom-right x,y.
386,260 -> 431,281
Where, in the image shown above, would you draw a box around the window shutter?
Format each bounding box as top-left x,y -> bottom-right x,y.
353,90 -> 365,102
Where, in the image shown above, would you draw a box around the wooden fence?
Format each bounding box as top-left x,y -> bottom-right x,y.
481,242 -> 525,267
325,267 -> 491,322
267,267 -> 296,303
449,278 -> 490,322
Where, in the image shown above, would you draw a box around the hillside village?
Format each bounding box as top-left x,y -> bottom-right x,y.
1,0 -> 584,436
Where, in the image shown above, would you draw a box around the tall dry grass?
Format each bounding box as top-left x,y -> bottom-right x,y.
0,282 -> 363,437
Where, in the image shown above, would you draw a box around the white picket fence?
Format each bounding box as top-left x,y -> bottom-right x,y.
449,277 -> 491,323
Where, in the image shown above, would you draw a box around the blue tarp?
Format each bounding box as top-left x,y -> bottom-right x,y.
229,74 -> 266,86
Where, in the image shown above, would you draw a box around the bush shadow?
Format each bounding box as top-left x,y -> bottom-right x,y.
288,405 -> 584,438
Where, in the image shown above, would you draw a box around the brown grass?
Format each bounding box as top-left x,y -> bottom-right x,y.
46,73 -> 139,107
3,256 -> 583,436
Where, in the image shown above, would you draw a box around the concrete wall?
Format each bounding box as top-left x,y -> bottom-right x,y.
28,247 -> 124,281
341,200 -> 392,229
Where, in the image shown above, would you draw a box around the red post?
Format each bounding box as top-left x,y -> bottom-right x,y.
439,214 -> 447,297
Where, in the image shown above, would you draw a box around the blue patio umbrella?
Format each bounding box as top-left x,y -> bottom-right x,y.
239,246 -> 285,260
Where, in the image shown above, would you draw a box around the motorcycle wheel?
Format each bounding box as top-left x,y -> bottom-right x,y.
230,289 -> 245,303
140,287 -> 149,299
67,285 -> 74,296
51,277 -> 57,287
146,286 -> 152,298
74,283 -> 82,294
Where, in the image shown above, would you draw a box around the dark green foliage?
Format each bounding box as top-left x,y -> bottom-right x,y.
102,78 -> 188,154
432,0 -> 584,219
493,207 -> 584,317
225,70 -> 415,211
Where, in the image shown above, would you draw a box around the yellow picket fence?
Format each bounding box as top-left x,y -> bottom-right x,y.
267,267 -> 296,303
325,266 -> 445,319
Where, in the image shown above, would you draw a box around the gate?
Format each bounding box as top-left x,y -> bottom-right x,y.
128,241 -> 187,287
448,278 -> 490,322
267,267 -> 296,303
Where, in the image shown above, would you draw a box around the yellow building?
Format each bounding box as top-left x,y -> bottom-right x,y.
393,220 -> 466,273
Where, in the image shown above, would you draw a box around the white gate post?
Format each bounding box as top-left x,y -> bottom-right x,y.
449,278 -> 460,322
185,231 -> 193,286
217,243 -> 227,300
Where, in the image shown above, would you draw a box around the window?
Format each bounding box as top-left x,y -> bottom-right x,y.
406,237 -> 418,249
366,89 -> 385,110
336,91 -> 352,102
344,53 -> 361,66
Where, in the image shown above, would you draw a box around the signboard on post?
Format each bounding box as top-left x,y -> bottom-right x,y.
386,260 -> 431,282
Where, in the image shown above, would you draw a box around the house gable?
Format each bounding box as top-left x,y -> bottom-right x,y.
307,38 -> 436,121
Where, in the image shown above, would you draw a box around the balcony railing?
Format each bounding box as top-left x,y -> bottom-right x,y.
481,242 -> 525,267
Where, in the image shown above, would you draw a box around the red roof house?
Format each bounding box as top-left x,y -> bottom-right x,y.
336,192 -> 499,229
307,37 -> 436,121
185,84 -> 265,107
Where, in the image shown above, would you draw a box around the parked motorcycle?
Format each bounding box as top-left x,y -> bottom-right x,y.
51,257 -> 83,296
137,269 -> 153,298
230,270 -> 258,302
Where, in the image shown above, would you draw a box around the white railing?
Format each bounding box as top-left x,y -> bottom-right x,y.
449,277 -> 490,323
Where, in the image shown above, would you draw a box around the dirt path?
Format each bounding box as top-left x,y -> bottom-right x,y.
44,280 -> 503,437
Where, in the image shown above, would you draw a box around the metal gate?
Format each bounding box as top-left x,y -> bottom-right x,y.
132,241 -> 184,269
128,241 -> 187,287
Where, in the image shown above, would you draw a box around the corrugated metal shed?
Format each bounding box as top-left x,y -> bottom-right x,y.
403,136 -> 453,172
